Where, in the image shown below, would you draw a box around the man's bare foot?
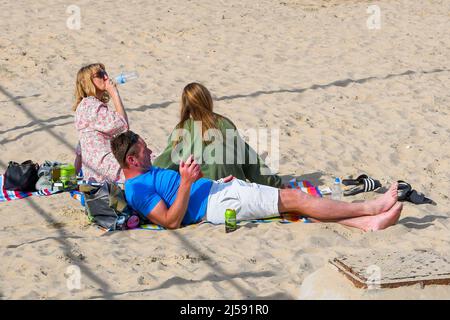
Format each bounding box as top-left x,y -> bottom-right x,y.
366,182 -> 398,215
365,202 -> 403,231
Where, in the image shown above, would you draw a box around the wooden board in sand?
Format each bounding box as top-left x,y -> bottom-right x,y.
329,249 -> 450,289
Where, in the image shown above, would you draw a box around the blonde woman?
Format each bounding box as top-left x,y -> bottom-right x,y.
153,82 -> 282,187
73,63 -> 129,182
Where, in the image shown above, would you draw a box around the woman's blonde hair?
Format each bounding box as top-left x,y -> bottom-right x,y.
72,63 -> 110,111
173,82 -> 224,147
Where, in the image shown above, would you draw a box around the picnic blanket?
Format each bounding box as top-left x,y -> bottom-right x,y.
131,179 -> 322,232
136,214 -> 312,232
0,174 -> 61,202
1,173 -> 322,233
286,178 -> 322,196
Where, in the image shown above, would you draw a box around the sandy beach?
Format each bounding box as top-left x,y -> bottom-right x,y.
1,0 -> 450,299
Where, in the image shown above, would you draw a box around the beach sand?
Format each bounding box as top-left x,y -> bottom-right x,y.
1,0 -> 450,299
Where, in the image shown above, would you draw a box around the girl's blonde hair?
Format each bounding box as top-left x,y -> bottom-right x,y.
173,83 -> 224,147
72,63 -> 110,111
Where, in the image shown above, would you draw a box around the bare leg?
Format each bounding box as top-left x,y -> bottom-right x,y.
284,202 -> 403,231
333,202 -> 403,231
278,183 -> 398,221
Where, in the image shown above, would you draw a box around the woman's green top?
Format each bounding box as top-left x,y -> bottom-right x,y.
153,117 -> 282,188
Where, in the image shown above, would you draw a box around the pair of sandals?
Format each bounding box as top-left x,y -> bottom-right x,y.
397,180 -> 435,205
342,174 -> 382,196
342,174 -> 435,205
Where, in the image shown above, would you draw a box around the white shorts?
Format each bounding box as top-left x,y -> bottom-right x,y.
205,179 -> 280,224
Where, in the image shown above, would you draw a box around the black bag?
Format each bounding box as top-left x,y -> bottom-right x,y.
83,181 -> 145,231
4,160 -> 40,192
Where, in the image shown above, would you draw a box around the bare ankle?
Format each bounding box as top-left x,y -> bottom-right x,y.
363,201 -> 375,216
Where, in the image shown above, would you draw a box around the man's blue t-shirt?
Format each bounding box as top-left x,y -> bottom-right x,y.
124,167 -> 213,225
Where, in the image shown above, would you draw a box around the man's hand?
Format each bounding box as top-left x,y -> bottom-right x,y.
179,155 -> 202,184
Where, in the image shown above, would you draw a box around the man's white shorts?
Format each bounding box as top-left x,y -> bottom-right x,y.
205,179 -> 280,224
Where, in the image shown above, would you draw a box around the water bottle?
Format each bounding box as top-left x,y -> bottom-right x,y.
331,177 -> 343,201
114,71 -> 139,84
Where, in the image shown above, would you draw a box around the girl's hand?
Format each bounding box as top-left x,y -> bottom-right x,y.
105,78 -> 119,96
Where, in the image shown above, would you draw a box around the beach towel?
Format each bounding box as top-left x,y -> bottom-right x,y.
123,179 -> 322,232
286,178 -> 322,197
125,212 -> 312,233
76,179 -> 322,233
104,213 -> 311,233
86,213 -> 313,235
0,174 -> 60,202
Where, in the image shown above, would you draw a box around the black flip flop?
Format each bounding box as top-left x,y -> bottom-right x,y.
397,180 -> 435,205
342,174 -> 369,186
342,174 -> 382,196
408,190 -> 435,205
397,180 -> 412,201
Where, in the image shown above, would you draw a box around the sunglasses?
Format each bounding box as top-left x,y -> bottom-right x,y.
123,133 -> 139,164
92,70 -> 108,79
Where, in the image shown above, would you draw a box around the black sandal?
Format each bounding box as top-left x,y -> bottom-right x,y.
342,174 -> 382,196
397,180 -> 412,201
397,180 -> 435,205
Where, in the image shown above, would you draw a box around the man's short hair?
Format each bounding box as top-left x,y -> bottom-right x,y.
111,131 -> 140,168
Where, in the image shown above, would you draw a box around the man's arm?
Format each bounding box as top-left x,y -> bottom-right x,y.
145,179 -> 192,229
145,155 -> 202,229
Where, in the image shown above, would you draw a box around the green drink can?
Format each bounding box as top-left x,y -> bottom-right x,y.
225,208 -> 237,233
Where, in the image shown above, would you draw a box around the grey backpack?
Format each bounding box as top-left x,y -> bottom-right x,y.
83,181 -> 143,231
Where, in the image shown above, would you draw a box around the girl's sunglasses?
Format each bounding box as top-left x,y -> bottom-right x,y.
92,70 -> 108,79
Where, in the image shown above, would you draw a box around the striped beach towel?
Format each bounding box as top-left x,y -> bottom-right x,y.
130,179 -> 321,232
286,178 -> 322,197
0,174 -> 60,202
115,214 -> 309,234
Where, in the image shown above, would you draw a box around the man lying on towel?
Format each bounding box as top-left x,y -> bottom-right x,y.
110,131 -> 403,232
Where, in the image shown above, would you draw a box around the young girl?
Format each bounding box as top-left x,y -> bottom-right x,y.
153,82 -> 282,187
73,63 -> 129,182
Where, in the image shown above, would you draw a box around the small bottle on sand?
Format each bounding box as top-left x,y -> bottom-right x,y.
331,177 -> 343,201
115,71 -> 139,84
